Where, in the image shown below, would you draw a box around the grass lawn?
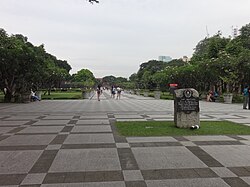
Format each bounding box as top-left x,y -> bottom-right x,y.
42,92 -> 82,100
116,121 -> 250,136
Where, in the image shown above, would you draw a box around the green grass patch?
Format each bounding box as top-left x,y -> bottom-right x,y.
116,121 -> 250,136
42,92 -> 82,100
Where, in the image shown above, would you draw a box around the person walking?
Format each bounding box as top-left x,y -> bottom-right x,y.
116,86 -> 122,100
243,85 -> 249,109
96,85 -> 101,101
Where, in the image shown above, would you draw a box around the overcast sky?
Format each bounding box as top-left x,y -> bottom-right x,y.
1,0 -> 250,78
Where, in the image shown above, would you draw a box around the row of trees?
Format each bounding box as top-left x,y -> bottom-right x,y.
129,23 -> 250,94
0,28 -> 72,102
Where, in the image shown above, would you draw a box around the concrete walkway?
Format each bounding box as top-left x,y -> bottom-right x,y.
0,91 -> 249,187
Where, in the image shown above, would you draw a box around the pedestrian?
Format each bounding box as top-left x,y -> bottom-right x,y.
116,86 -> 122,100
31,90 -> 40,101
243,85 -> 249,109
97,85 -> 101,101
111,85 -> 116,99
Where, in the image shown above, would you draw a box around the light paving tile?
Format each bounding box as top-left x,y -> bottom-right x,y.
0,127 -> 15,134
240,140 -> 250,146
146,178 -> 230,187
0,150 -> 42,174
21,173 -> 46,185
49,148 -> 121,172
79,115 -> 108,119
33,120 -> 70,125
71,125 -> 111,133
114,114 -> 143,119
18,126 -> 64,134
180,141 -> 197,146
76,120 -> 109,125
123,170 -> 143,181
184,135 -> 236,141
0,135 -> 56,146
227,118 -> 250,124
201,145 -> 250,167
239,135 -> 250,141
211,167 -> 237,177
0,121 -> 29,126
127,137 -> 177,143
64,134 -> 115,144
116,143 -> 130,148
132,147 -> 206,170
5,116 -> 40,120
45,144 -> 62,150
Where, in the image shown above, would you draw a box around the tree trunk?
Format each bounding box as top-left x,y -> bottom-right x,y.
4,91 -> 12,103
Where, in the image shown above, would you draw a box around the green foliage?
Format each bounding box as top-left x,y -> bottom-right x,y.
71,69 -> 96,88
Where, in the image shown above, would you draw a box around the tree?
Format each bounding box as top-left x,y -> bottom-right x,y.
71,69 -> 96,89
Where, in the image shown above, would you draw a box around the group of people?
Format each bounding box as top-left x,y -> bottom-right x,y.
96,85 -> 122,101
206,90 -> 219,102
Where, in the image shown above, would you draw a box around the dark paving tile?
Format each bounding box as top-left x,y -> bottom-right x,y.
68,120 -> 77,124
125,181 -> 147,187
20,185 -> 41,187
142,168 -> 200,180
43,171 -> 123,183
61,143 -> 116,149
0,174 -> 26,185
61,126 -> 73,132
73,115 -> 80,119
29,150 -> 58,173
223,177 -> 250,187
118,148 -> 139,170
228,167 -> 250,176
0,145 -> 46,151
173,136 -> 189,141
186,146 -> 224,167
194,168 -> 218,178
193,141 -> 244,146
37,116 -> 46,120
50,134 -> 67,144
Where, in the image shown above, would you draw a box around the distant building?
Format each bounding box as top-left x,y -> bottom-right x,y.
182,56 -> 190,62
158,56 -> 172,62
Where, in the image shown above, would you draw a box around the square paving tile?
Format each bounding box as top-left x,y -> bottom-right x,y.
21,173 -> 46,185
0,135 -> 56,146
201,145 -> 250,167
184,135 -> 236,141
43,115 -> 74,120
132,147 -> 207,170
33,120 -> 70,126
146,178 -> 230,187
0,150 -> 42,174
180,141 -> 197,146
127,137 -> 177,143
18,126 -> 64,134
116,143 -> 130,148
45,144 -> 62,150
49,148 -> 121,172
76,120 -> 109,125
123,170 -> 143,181
114,114 -> 144,119
211,167 -> 237,177
5,116 -> 40,120
228,118 -> 250,124
79,115 -> 108,119
116,119 -> 147,122
0,121 -> 30,126
71,125 -> 111,133
64,134 -> 115,144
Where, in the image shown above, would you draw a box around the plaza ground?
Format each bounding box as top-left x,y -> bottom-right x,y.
0,90 -> 250,187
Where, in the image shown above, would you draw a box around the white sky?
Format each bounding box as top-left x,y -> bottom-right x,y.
1,0 -> 250,78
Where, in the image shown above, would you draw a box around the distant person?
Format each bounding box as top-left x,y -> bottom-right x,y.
206,90 -> 215,102
243,85 -> 249,109
97,85 -> 101,101
116,86 -> 122,100
111,85 -> 116,99
31,90 -> 40,101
